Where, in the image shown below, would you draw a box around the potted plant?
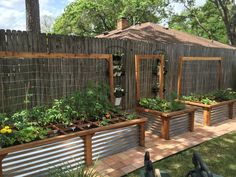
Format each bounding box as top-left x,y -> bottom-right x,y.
112,53 -> 124,65
113,64 -> 124,77
114,86 -> 125,106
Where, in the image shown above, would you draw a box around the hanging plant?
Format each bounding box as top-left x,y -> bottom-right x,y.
114,86 -> 125,98
113,65 -> 125,77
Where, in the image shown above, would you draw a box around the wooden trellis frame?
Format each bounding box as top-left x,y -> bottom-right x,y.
177,57 -> 223,98
135,54 -> 164,101
0,51 -> 115,103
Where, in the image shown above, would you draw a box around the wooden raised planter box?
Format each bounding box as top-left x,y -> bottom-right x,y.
136,107 -> 196,140
181,99 -> 236,126
0,118 -> 147,177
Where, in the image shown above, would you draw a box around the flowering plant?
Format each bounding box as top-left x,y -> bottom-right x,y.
0,126 -> 15,148
114,86 -> 125,98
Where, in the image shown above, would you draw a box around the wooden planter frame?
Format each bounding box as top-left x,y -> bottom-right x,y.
0,51 -> 115,103
135,54 -> 165,101
181,99 -> 236,126
177,56 -> 223,98
136,107 -> 196,140
0,118 -> 147,176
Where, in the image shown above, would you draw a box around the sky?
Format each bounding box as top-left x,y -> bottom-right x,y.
0,0 -> 206,31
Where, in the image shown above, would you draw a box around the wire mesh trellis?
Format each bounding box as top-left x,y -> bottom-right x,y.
181,60 -> 219,96
0,56 -> 111,113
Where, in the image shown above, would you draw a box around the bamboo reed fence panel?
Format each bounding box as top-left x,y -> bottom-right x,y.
0,29 -> 236,111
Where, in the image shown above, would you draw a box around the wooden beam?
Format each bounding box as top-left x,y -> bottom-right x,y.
161,117 -> 170,140
159,55 -> 164,99
0,153 -> 7,177
218,60 -> 222,90
135,55 -> 141,102
177,57 -> 183,98
0,51 -> 112,60
82,134 -> 94,166
108,55 -> 115,103
189,112 -> 195,132
229,102 -> 234,119
203,108 -> 211,126
181,57 -> 222,61
139,123 -> 145,146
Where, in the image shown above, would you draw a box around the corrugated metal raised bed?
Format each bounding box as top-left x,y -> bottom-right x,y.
0,118 -> 147,177
136,107 -> 196,140
182,99 -> 236,126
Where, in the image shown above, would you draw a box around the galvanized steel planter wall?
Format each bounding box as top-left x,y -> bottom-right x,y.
3,137 -> 85,177
92,126 -> 139,160
136,107 -> 195,140
0,118 -> 147,177
182,99 -> 236,126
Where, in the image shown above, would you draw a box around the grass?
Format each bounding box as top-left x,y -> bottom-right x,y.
125,131 -> 236,177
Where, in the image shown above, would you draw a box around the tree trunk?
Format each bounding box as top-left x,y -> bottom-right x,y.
25,0 -> 41,33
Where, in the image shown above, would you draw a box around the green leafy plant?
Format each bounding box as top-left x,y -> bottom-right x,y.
15,126 -> 48,144
139,94 -> 185,112
182,88 -> 236,105
125,112 -> 137,120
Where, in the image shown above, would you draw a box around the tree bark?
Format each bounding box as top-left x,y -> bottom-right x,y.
25,0 -> 41,33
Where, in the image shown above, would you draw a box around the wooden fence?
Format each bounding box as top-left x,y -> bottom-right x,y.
0,29 -> 236,112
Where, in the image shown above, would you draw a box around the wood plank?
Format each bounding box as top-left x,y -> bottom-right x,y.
139,123 -> 145,146
203,108 -> 211,126
0,153 -> 7,177
159,54 -> 164,98
82,134 -> 94,166
0,51 -> 112,60
161,117 -> 170,140
189,112 -> 194,132
177,57 -> 183,98
182,57 -> 222,61
228,102 -> 234,119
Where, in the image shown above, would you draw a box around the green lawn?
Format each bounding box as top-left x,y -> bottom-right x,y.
125,131 -> 236,177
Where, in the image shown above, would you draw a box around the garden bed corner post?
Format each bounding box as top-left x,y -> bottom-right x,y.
229,102 -> 234,119
82,134 -> 94,166
189,112 -> 195,132
139,122 -> 145,146
161,117 -> 170,140
203,108 -> 211,126
0,154 -> 7,176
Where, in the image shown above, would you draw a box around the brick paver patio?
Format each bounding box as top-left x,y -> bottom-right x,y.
95,119 -> 236,177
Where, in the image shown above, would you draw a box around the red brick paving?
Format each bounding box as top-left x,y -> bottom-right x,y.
95,119 -> 236,177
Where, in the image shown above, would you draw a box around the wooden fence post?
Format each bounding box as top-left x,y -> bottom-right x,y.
139,123 -> 145,146
82,134 -> 94,166
0,154 -> 7,177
